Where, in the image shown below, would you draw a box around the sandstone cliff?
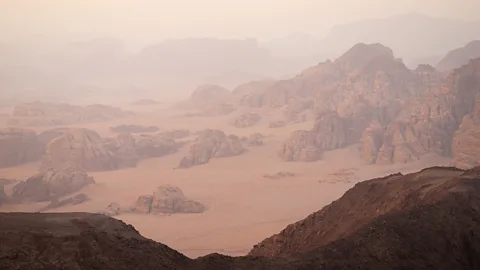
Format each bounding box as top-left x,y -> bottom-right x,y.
0,128 -> 44,168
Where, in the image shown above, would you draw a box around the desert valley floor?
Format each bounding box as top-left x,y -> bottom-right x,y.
0,99 -> 451,258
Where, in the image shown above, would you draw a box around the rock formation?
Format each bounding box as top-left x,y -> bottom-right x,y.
42,128 -> 118,171
246,133 -> 264,146
159,129 -> 191,139
134,133 -> 180,159
1,165 -> 480,269
132,185 -> 205,215
37,128 -> 70,145
263,171 -> 295,179
8,102 -> 133,126
200,102 -> 235,116
279,130 -> 322,162
110,124 -> 159,133
178,129 -> 245,168
0,128 -> 44,168
233,112 -> 261,128
249,166 -> 477,257
437,40 -> 480,72
452,93 -> 480,168
103,133 -> 139,168
11,164 -> 95,203
268,120 -> 286,128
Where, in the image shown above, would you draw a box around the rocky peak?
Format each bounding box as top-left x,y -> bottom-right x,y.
333,43 -> 396,72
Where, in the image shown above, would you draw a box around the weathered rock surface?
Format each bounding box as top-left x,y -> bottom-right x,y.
233,112 -> 261,128
0,128 -> 44,168
104,133 -> 139,168
42,128 -> 118,171
8,102 -> 133,126
11,165 -> 95,203
110,124 -> 159,133
279,130 -> 322,162
132,185 -> 205,215
178,129 -> 245,168
452,93 -> 480,168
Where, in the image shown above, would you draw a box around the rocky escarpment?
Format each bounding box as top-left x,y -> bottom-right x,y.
0,128 -> 44,168
178,129 -> 245,168
249,166 -> 473,257
1,165 -> 480,269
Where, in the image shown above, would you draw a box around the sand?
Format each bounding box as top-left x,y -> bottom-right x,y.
0,98 -> 451,258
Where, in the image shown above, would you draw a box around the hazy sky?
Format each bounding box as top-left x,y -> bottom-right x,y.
1,0 -> 479,48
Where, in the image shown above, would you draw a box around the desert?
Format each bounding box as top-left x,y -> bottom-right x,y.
2,4 -> 480,269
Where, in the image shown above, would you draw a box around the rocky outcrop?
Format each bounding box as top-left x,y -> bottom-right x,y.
263,171 -> 295,179
42,128 -> 118,171
110,124 -> 159,133
135,133 -> 180,159
233,112 -> 261,128
437,40 -> 480,72
8,102 -> 133,126
103,133 -> 139,168
200,102 -> 235,116
0,128 -> 44,168
231,80 -> 276,108
190,84 -> 229,104
132,185 -> 205,215
11,165 -> 95,203
279,130 -> 322,162
178,129 -> 245,168
246,133 -> 264,146
451,93 -> 480,169
248,166 -> 476,257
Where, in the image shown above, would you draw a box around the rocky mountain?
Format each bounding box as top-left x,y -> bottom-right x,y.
436,40 -> 480,72
1,165 -> 480,269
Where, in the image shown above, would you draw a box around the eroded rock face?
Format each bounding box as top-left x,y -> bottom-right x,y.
246,133 -> 264,146
178,129 -> 245,168
437,40 -> 480,72
452,93 -> 480,169
269,120 -> 286,128
133,185 -> 205,215
233,112 -> 261,128
37,128 -> 70,145
42,128 -> 118,171
0,128 -> 44,168
104,133 -> 139,168
280,130 -> 322,162
110,124 -> 159,133
8,102 -> 132,126
11,165 -> 95,203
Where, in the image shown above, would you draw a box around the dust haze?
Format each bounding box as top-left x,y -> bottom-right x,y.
1,0 -> 479,258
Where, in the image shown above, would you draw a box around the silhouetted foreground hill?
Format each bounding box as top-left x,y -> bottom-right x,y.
2,166 -> 480,269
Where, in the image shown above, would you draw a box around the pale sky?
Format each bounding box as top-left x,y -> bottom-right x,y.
1,0 -> 480,48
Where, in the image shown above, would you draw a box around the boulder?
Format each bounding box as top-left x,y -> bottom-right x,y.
110,124 -> 159,133
11,164 -> 95,203
133,185 -> 205,215
41,128 -> 118,171
0,128 -> 44,168
178,129 -> 245,168
233,112 -> 261,128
